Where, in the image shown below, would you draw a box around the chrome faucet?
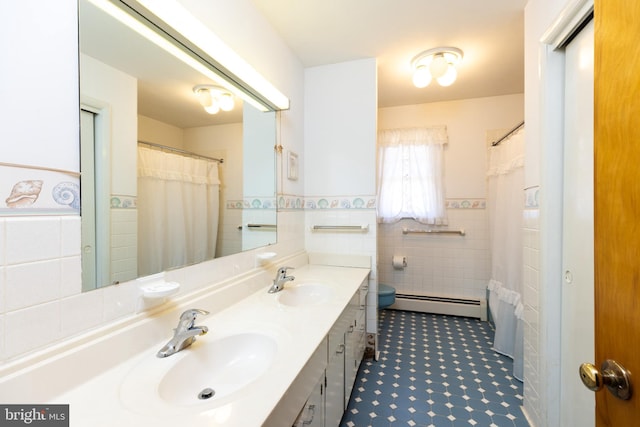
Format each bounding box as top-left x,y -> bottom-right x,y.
268,266 -> 295,293
157,309 -> 209,358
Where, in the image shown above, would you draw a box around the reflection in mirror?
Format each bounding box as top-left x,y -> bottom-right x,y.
79,0 -> 278,291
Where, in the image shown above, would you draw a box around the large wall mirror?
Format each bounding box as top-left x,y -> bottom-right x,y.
79,0 -> 282,291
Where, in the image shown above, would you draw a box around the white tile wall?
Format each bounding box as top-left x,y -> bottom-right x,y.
5,217 -> 62,264
218,208 -> 242,257
304,209 -> 378,333
242,209 -> 277,251
0,209 -> 310,363
110,209 -> 137,285
377,208 -> 489,300
522,206 -> 541,427
5,260 -> 61,311
4,301 -> 61,359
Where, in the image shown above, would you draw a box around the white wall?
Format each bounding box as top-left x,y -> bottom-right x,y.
304,59 -> 377,197
0,0 -> 305,363
0,1 -> 79,173
303,59 -> 379,333
138,115 -> 185,149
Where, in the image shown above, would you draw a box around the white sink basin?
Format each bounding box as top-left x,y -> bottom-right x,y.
120,332 -> 277,412
277,282 -> 333,306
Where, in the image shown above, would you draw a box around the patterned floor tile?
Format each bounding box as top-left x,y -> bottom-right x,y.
340,310 -> 530,427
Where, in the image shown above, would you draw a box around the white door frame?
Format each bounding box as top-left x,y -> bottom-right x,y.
80,97 -> 112,290
538,0 -> 595,424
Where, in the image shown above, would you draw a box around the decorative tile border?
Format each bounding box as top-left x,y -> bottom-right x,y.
445,198 -> 486,209
277,195 -> 304,210
303,196 -> 376,210
110,195 -> 137,209
0,165 -> 80,216
524,186 -> 539,209
227,198 -> 277,209
273,196 -> 486,211
269,195 -> 378,210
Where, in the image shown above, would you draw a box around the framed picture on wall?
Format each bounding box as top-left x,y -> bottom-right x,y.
287,150 -> 298,181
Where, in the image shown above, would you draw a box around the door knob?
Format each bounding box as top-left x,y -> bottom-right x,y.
579,359 -> 632,400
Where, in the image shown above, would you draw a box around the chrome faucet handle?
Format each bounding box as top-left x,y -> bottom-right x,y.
277,266 -> 295,276
177,309 -> 209,329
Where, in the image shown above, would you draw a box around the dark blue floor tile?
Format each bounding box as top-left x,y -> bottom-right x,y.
468,410 -> 493,426
340,310 -> 529,427
492,413 -> 518,426
430,414 -> 454,427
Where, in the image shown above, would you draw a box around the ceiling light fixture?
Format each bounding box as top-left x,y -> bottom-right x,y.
193,85 -> 235,114
411,47 -> 464,88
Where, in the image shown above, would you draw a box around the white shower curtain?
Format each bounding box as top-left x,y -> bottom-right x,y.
487,128 -> 524,381
137,146 -> 220,277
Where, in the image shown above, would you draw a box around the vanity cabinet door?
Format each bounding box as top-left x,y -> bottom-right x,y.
326,315 -> 347,427
293,373 -> 325,427
344,308 -> 366,407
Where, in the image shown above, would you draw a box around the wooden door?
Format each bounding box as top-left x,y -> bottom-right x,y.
594,0 -> 640,424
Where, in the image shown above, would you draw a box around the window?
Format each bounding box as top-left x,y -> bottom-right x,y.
377,127 -> 448,224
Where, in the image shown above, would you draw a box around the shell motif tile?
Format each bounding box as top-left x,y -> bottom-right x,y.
52,182 -> 80,210
5,180 -> 43,208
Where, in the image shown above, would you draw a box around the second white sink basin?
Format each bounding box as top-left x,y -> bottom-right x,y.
120,332 -> 277,413
277,282 -> 333,306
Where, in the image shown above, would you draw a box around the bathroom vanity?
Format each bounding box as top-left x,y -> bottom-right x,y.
0,253 -> 370,426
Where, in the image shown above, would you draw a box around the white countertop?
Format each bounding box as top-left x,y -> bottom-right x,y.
51,264 -> 370,426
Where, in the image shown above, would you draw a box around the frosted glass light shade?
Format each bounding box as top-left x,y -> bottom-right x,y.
429,54 -> 448,79
436,65 -> 457,87
219,93 -> 234,111
196,88 -> 213,107
204,99 -> 220,114
412,65 -> 432,88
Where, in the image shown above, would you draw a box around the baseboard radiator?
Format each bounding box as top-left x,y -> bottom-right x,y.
389,293 -> 487,321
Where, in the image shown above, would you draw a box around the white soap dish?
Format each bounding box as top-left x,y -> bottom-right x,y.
257,251 -> 277,261
141,281 -> 180,299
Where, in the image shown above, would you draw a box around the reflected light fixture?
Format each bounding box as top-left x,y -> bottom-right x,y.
193,85 -> 235,114
411,47 -> 463,88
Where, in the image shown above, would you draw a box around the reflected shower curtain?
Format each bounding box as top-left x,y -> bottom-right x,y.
487,128 -> 524,381
137,146 -> 220,277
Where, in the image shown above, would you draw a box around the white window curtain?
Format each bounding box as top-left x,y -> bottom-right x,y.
377,126 -> 448,224
137,146 -> 220,277
486,127 -> 525,381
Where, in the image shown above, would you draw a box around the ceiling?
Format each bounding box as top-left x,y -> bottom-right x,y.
250,0 -> 527,108
80,0 -> 526,128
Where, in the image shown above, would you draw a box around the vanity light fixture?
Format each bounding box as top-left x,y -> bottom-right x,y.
411,47 -> 464,88
193,85 -> 234,114
87,0 -> 289,112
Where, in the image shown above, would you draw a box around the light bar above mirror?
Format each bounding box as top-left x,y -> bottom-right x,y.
88,0 -> 290,112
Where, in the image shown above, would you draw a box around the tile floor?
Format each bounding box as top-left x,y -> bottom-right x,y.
340,309 -> 530,427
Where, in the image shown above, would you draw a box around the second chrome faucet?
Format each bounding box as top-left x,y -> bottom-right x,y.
268,266 -> 295,293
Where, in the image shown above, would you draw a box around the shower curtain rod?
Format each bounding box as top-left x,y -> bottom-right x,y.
138,141 -> 224,163
491,120 -> 525,147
